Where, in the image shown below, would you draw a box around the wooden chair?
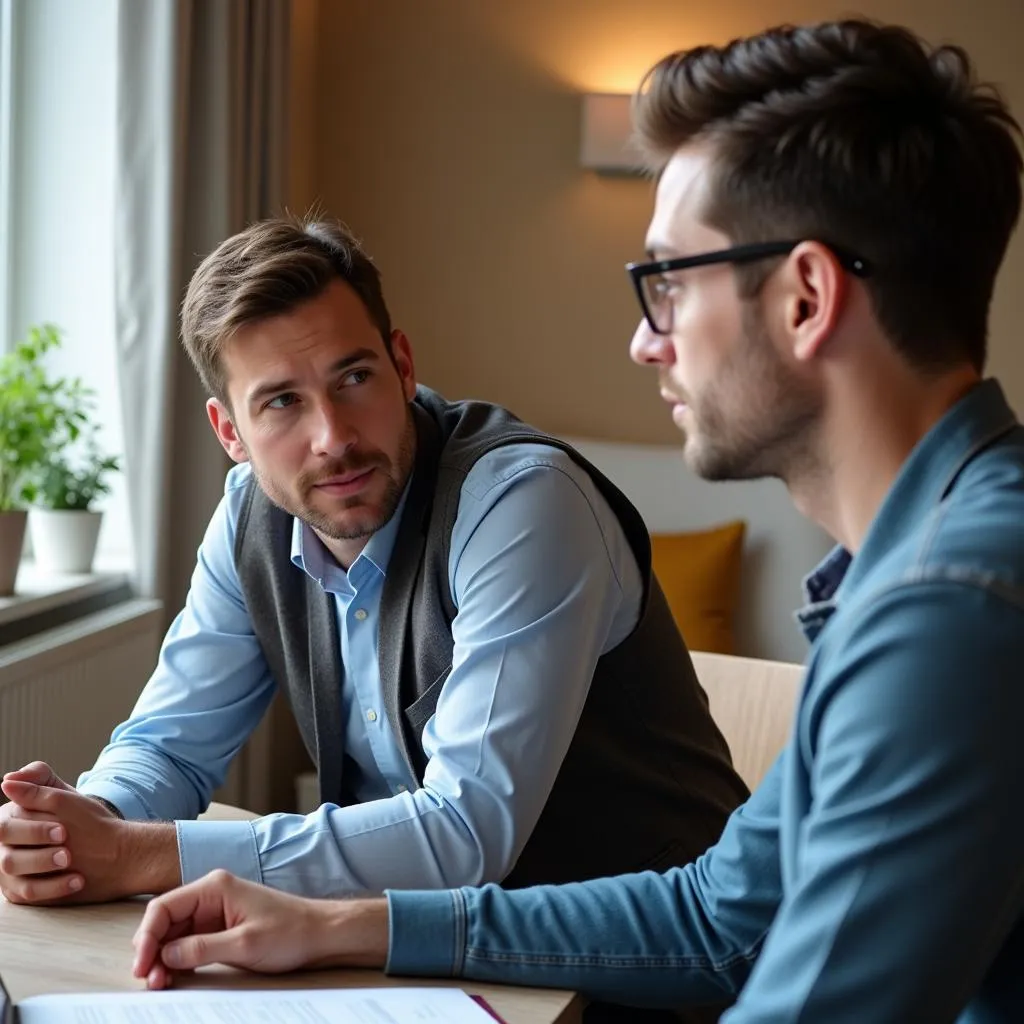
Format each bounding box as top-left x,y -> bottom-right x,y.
690,650 -> 805,790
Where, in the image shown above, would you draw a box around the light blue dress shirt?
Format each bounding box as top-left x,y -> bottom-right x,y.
78,442 -> 643,897
385,380 -> 1024,1022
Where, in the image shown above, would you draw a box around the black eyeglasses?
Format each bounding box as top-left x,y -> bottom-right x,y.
626,240 -> 871,335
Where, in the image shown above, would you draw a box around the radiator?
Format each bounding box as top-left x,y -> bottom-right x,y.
0,599 -> 163,784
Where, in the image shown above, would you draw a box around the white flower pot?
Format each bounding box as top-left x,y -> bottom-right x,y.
29,508 -> 103,574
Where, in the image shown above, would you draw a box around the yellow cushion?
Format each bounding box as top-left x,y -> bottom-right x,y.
650,521 -> 746,655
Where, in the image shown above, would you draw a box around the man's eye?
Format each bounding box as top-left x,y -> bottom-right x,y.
266,393 -> 299,410
652,275 -> 683,298
343,369 -> 372,387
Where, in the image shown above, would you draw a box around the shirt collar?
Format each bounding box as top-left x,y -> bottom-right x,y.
290,472 -> 414,589
795,378 -> 1017,642
795,545 -> 851,643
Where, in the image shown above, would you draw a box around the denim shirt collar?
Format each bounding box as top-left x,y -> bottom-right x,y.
290,472 -> 414,593
795,379 -> 1017,644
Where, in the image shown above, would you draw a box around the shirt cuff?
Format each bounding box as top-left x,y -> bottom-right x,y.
77,781 -> 152,822
385,888 -> 466,977
175,819 -> 263,886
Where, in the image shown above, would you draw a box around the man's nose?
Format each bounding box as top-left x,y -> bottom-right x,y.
629,319 -> 674,367
311,399 -> 358,457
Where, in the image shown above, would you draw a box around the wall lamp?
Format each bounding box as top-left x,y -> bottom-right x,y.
578,92 -> 643,176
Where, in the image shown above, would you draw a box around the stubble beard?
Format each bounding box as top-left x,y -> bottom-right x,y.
684,303 -> 822,485
250,411 -> 417,542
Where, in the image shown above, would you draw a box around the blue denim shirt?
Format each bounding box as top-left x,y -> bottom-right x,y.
385,379 -> 1024,1022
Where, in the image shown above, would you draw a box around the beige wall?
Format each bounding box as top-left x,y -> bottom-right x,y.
287,0 -> 322,218
307,0 -> 1024,444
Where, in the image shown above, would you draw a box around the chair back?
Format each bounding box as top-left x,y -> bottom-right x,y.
691,650 -> 804,790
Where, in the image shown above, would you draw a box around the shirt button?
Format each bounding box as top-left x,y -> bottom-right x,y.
354,608 -> 368,621
365,709 -> 378,722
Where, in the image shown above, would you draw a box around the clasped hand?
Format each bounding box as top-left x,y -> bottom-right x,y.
0,761 -> 123,903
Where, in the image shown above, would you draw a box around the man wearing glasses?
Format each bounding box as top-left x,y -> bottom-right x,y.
130,18 -> 1024,1023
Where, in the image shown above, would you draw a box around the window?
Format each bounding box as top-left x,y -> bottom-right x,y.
1,0 -> 131,573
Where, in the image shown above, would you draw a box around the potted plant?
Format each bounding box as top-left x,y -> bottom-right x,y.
0,324 -> 83,594
29,428 -> 120,574
24,338 -> 120,576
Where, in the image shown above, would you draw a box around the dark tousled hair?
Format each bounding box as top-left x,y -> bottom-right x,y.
634,20 -> 1023,371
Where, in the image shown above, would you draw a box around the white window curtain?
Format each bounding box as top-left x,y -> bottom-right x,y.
114,0 -> 290,613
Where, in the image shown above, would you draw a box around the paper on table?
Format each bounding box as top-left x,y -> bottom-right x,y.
16,986 -> 498,1024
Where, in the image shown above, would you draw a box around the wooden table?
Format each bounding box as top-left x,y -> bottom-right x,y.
0,803 -> 583,1023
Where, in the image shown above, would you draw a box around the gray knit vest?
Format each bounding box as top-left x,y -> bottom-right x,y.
234,387 -> 747,888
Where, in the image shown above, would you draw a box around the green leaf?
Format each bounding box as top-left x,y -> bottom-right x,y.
0,323 -> 120,509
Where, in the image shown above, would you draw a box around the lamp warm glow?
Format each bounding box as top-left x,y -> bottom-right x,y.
579,93 -> 642,176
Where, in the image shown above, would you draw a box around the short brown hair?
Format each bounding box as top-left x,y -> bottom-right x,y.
634,20 -> 1023,371
181,217 -> 392,404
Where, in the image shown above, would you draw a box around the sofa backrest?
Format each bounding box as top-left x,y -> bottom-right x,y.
563,435 -> 831,663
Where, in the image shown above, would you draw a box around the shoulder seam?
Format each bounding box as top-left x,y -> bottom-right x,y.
457,459 -> 628,597
843,569 -> 1024,618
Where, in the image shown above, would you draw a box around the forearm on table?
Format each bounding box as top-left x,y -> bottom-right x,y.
304,897 -> 390,969
120,822 -> 182,895
382,778 -> 784,1003
384,873 -> 756,1007
177,791 -> 523,898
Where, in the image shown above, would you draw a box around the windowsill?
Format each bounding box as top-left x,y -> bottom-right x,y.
0,559 -> 134,643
